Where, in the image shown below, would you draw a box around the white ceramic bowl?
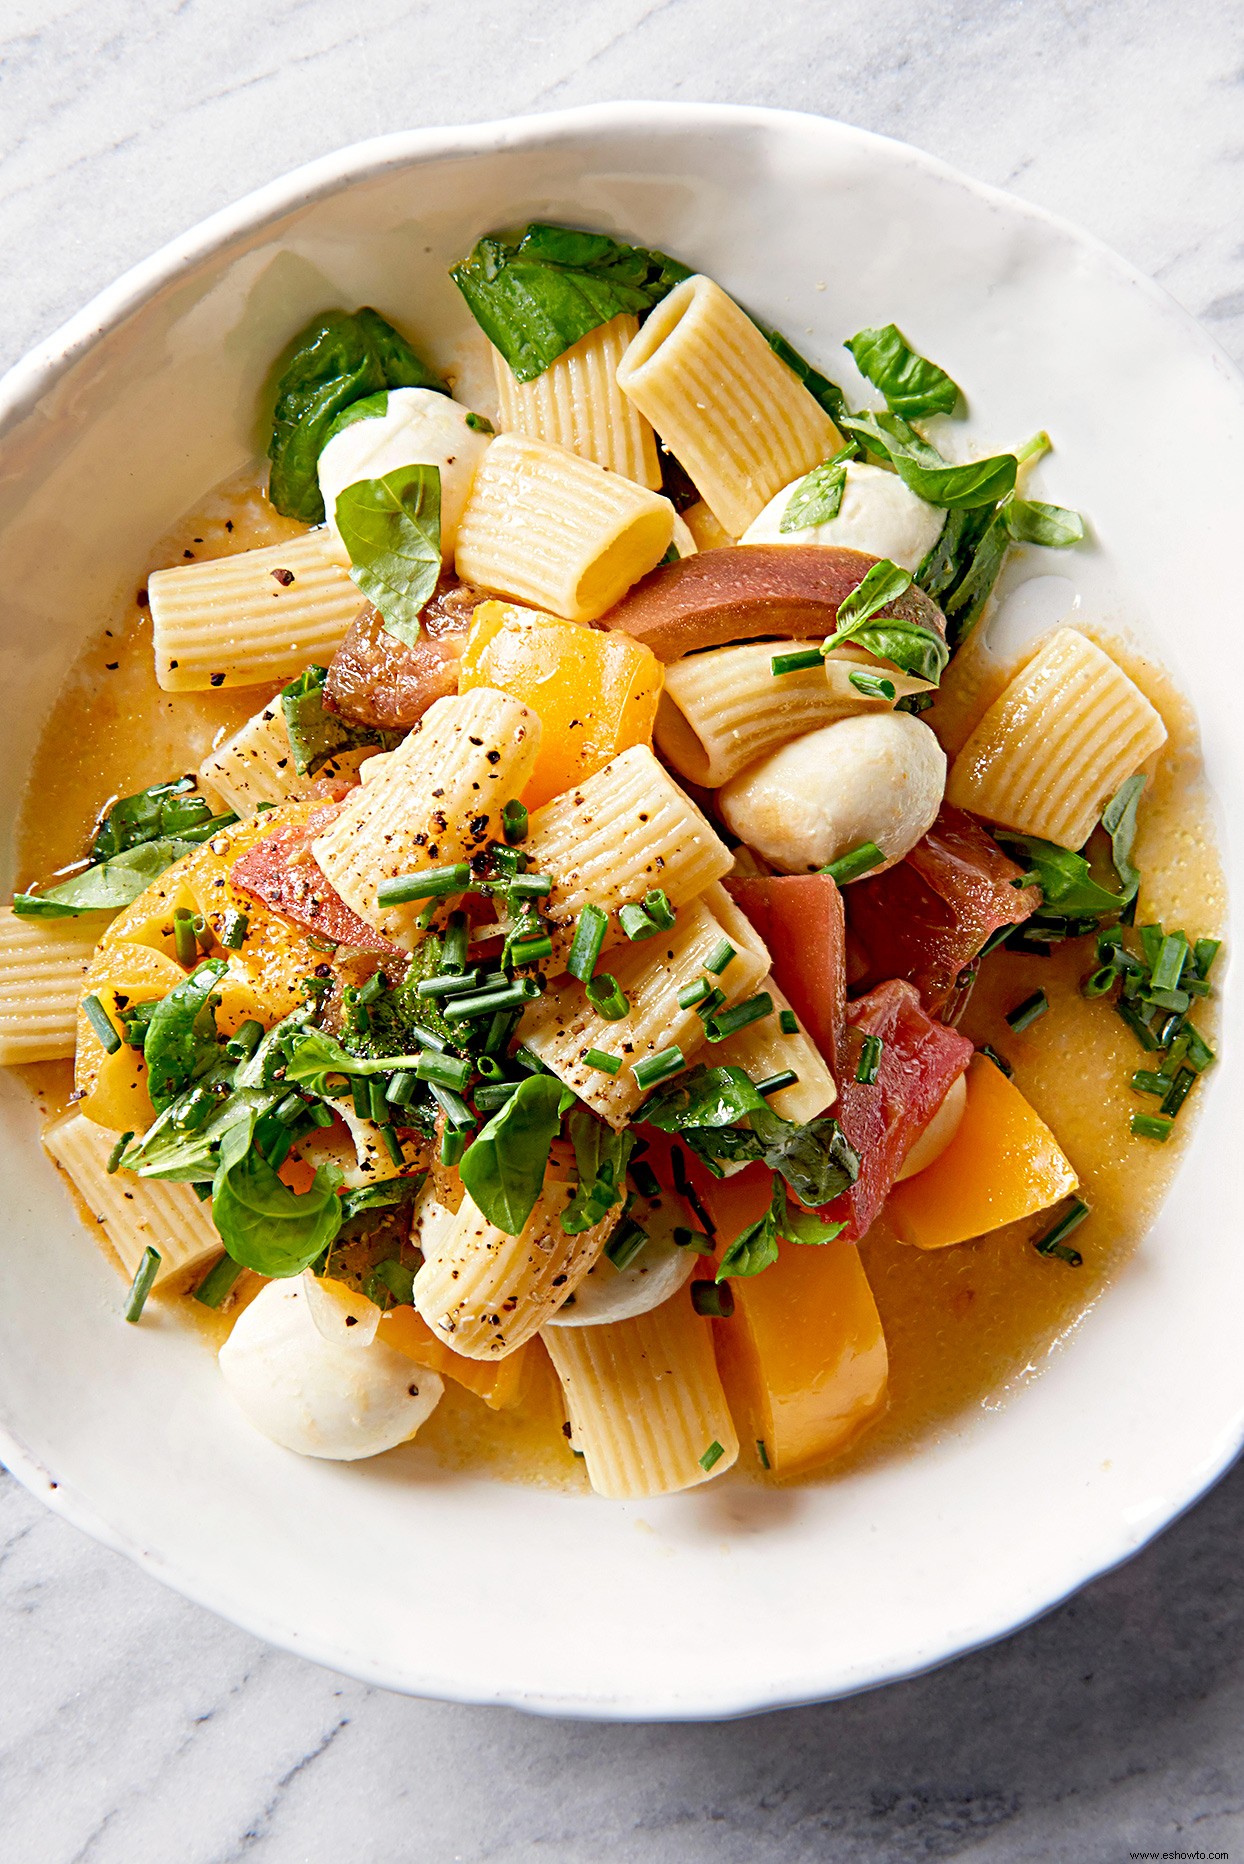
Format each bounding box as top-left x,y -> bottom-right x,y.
1,104 -> 1241,1720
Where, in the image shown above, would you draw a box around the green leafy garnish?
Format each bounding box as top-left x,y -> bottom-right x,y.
838,410 -> 1017,510
845,324 -> 961,419
450,222 -> 690,383
143,960 -> 228,1113
561,1106 -> 635,1235
716,1173 -> 846,1281
333,464 -> 442,649
458,1073 -> 563,1235
92,778 -> 216,859
641,1064 -> 766,1133
820,558 -> 949,686
779,444 -> 857,533
13,836 -> 206,919
998,833 -> 1123,920
758,328 -> 852,427
1101,774 -> 1145,905
279,665 -> 403,776
1006,498 -> 1086,549
211,1114 -> 341,1277
267,308 -> 445,523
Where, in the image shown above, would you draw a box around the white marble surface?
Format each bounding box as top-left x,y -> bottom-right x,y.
3,2 -> 1244,1858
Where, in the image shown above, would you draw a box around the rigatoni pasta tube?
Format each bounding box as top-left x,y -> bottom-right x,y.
313,689 -> 540,948
492,315 -> 662,489
519,892 -> 770,1128
655,640 -> 931,787
45,1112 -> 223,1287
453,433 -> 673,623
148,533 -> 362,692
199,697 -> 370,817
946,629 -> 1167,850
616,275 -> 840,537
542,1286 -> 739,1499
523,743 -> 732,971
706,978 -> 836,1124
414,1182 -> 616,1360
0,909 -> 99,1065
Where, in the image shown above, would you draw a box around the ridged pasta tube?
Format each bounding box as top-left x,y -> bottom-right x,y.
518,890 -> 770,1128
0,909 -> 99,1065
946,629 -> 1167,850
616,276 -> 840,537
148,533 -> 362,692
542,1286 -> 740,1498
414,1181 -> 617,1360
655,640 -> 931,787
45,1112 -> 223,1287
199,697 -> 370,816
313,688 -> 540,948
492,315 -> 662,489
523,744 -> 732,971
452,432 -> 674,622
705,978 -> 836,1123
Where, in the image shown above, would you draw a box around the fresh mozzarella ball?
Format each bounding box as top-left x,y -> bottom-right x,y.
219,1278 -> 442,1461
316,386 -> 491,566
719,711 -> 946,876
741,462 -> 944,572
894,1072 -> 968,1182
543,1194 -> 695,1328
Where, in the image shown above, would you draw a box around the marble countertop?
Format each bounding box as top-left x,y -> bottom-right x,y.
4,2 -> 1244,1858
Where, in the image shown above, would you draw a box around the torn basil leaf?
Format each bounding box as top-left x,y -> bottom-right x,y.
845,324 -> 961,420
267,308 -> 445,523
760,327 -> 852,428
12,836 -> 204,919
334,463 -> 441,649
820,558 -> 949,686
997,832 -> 1124,918
322,388 -> 392,449
779,444 -> 858,533
834,559 -> 914,628
458,1073 -> 564,1236
1101,774 -> 1145,905
838,411 -> 1017,510
1006,498 -> 1086,548
143,960 -> 228,1113
716,1173 -> 846,1280
640,1065 -> 766,1133
451,222 -> 690,384
749,1108 -> 860,1208
211,1114 -> 342,1277
92,778 -> 214,859
561,1106 -> 635,1235
280,665 -> 403,776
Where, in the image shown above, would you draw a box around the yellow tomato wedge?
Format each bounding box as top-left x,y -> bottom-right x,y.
458,599 -> 664,808
379,1305 -> 532,1411
75,941 -> 186,1130
886,1053 -> 1078,1250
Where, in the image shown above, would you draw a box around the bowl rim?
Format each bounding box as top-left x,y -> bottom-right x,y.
2,99 -> 1242,1720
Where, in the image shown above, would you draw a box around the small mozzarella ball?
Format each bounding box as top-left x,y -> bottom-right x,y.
719,711 -> 946,876
741,462 -> 944,572
894,1072 -> 968,1182
219,1279 -> 442,1461
317,387 -> 490,566
544,1194 -> 695,1328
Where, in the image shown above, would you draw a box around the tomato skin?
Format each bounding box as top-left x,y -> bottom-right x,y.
230,803 -> 402,954
724,874 -> 847,1079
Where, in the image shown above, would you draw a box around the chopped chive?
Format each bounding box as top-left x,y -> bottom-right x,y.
506,872 -> 553,899
605,1219 -> 648,1271
416,1050 -> 472,1092
756,1070 -> 798,1097
508,932 -> 554,967
1131,1069 -> 1172,1097
417,969 -> 483,998
695,987 -> 727,1022
82,992 -> 122,1054
484,1009 -> 522,1058
440,1126 -> 467,1167
376,862 -> 470,907
1138,923 -> 1164,968
1143,986 -> 1191,1013
699,1440 -> 726,1471
172,908 -> 198,967
225,1019 -> 264,1060
105,1131 -> 134,1174
778,1008 -> 799,1035
704,939 -> 736,976
123,1246 -> 161,1322
1081,965 -> 1118,998
585,972 -> 629,1021
848,670 -> 896,701
1116,999 -> 1163,1052
306,933 -> 338,955
855,1034 -> 883,1085
1193,937 -> 1221,980
671,1142 -> 717,1238
474,1081 -> 520,1111
190,914 -> 210,952
275,1091 -> 306,1126
643,889 -> 676,931
442,910 -> 470,974
629,1161 -> 662,1202
1130,1111 -> 1173,1142
756,1438 -> 771,1470
220,909 -> 249,950
408,1021 -> 448,1053
350,1076 -> 371,1119
1183,1025 -> 1215,1072
357,969 -> 388,1006
414,901 -> 439,934
678,976 -> 713,1011
692,1281 -> 733,1319
429,1082 -> 474,1131
673,1225 -> 715,1254
771,647 -> 824,676
567,903 -> 608,982
977,1043 -> 1013,1077
193,1255 -> 242,1309
386,1070 -> 418,1107
1006,989 -> 1049,1033
821,840 -> 884,886
704,993 -> 774,1043
443,978 -> 542,1020
307,1101 -> 334,1128
1149,931 -> 1189,993
584,1047 -> 621,1075
632,1046 -> 685,1091
1159,1067 -> 1197,1118
379,1124 -> 406,1165
368,1078 -> 391,1124
502,798 -> 528,844
618,901 -> 659,941
1032,1199 -> 1089,1265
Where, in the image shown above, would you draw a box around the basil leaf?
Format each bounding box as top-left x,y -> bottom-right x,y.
267,308 -> 445,523
340,1176 -> 426,1226
997,833 -> 1124,917
211,1115 -> 341,1277
821,559 -> 949,685
1006,498 -> 1086,548
1101,774 -> 1145,905
760,328 -> 852,428
777,1202 -> 847,1247
839,411 -> 1017,510
122,1080 -> 278,1182
717,1179 -> 782,1281
640,1064 -> 767,1132
92,778 -> 214,859
279,665 -> 403,777
846,324 -> 961,419
281,1028 -> 427,1094
835,558 -> 915,628
779,444 -> 857,533
941,504 -> 1012,649
451,222 -> 690,384
334,464 -> 441,649
143,959 -> 228,1112
915,503 -> 995,606
458,1073 -> 563,1235
322,388 -> 392,449
682,1125 -> 763,1169
12,837 -> 201,918
560,1106 -> 635,1235
749,1109 -> 860,1207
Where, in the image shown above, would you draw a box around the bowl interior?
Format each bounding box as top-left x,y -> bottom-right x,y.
1,105 -> 1242,1717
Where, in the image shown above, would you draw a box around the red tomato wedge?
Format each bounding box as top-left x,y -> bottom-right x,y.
230,802 -> 402,955
724,875 -> 847,1079
844,805 -> 1038,1016
822,979 -> 974,1241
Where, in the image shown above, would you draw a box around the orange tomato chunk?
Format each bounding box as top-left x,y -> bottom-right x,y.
886,1053 -> 1078,1250
458,600 -> 663,808
379,1305 -> 531,1411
